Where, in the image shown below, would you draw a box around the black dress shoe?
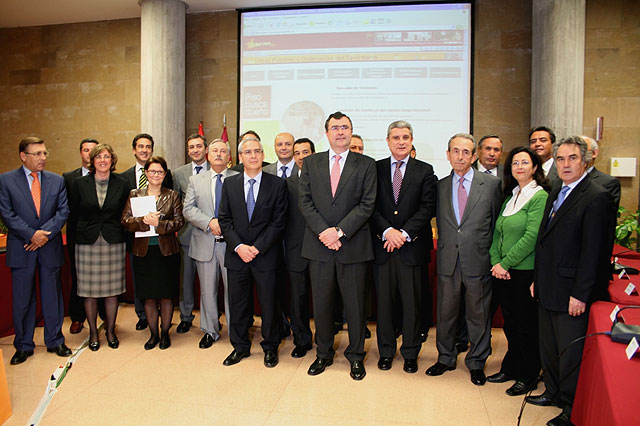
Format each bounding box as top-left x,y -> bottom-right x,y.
547,412 -> 574,426
223,349 -> 250,366
470,369 -> 486,386
291,344 -> 311,358
199,333 -> 218,349
526,391 -> 560,407
307,357 -> 333,375
136,319 -> 148,331
377,356 -> 393,371
333,322 -> 343,335
420,332 -> 428,343
176,321 -> 192,334
10,350 -> 34,365
47,344 -> 72,357
365,327 -> 371,339
487,371 -> 512,383
350,360 -> 366,380
106,333 -> 119,349
506,380 -> 537,396
89,340 -> 100,351
456,342 -> 469,353
144,335 -> 159,350
403,359 -> 418,373
264,350 -> 278,368
159,334 -> 171,350
425,362 -> 455,376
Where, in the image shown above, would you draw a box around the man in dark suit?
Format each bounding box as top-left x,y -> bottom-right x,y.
283,138 -> 315,358
0,137 -> 71,364
426,133 -> 501,386
63,137 -> 98,334
299,111 -> 377,381
583,135 -> 621,209
173,133 -> 210,334
218,138 -> 287,368
529,126 -> 558,181
371,120 -> 437,374
526,136 -> 615,426
472,134 -> 504,179
230,130 -> 270,173
119,133 -> 173,330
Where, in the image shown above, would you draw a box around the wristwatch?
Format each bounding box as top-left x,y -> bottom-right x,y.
335,227 -> 344,238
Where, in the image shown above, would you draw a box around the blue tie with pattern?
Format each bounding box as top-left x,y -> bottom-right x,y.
246,178 -> 256,221
280,165 -> 288,179
214,174 -> 222,217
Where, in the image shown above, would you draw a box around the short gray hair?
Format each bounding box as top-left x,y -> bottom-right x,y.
553,136 -> 592,166
210,138 -> 231,153
447,133 -> 476,154
237,137 -> 263,154
387,120 -> 413,137
581,135 -> 598,153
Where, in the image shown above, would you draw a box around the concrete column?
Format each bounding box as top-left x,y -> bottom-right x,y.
531,0 -> 585,138
140,0 -> 186,169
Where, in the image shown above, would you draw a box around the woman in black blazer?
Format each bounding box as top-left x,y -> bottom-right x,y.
70,144 -> 129,351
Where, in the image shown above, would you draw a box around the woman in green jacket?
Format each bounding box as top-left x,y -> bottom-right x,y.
487,146 -> 550,396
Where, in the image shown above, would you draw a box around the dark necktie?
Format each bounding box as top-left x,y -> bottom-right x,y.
484,169 -> 493,175
280,165 -> 287,179
247,179 -> 256,221
195,165 -> 203,174
138,170 -> 148,189
214,174 -> 223,217
457,177 -> 468,220
392,161 -> 403,204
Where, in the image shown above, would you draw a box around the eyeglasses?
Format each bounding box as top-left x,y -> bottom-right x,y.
329,125 -> 351,132
24,151 -> 49,158
511,160 -> 531,167
146,170 -> 166,176
241,149 -> 263,156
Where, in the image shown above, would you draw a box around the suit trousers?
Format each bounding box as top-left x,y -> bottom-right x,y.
374,252 -> 422,359
179,243 -> 198,322
228,265 -> 280,352
12,264 -> 65,351
538,304 -> 588,415
195,241 -> 229,339
129,252 -> 146,320
495,269 -> 540,382
309,259 -> 367,362
436,257 -> 492,370
288,269 -> 312,347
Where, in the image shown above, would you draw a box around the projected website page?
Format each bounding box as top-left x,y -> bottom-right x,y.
240,3 -> 472,178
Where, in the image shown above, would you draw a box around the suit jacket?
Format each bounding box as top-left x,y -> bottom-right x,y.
299,150 -> 377,264
182,168 -> 239,262
218,172 -> 287,271
70,173 -> 129,244
263,162 -> 299,178
371,157 -> 437,266
121,187 -> 184,257
589,167 -> 621,209
534,175 -> 615,311
0,168 -> 69,268
284,172 -> 308,272
436,169 -> 502,277
173,161 -> 210,245
472,160 -> 504,180
547,161 -> 559,184
62,167 -> 83,242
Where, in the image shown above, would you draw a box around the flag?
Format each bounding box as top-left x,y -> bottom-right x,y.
198,119 -> 204,137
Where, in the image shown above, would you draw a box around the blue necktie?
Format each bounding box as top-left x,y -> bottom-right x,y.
195,165 -> 203,174
280,165 -> 288,179
214,174 -> 222,218
246,178 -> 256,221
550,186 -> 570,222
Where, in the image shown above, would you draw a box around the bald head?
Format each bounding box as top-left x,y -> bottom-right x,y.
274,132 -> 294,163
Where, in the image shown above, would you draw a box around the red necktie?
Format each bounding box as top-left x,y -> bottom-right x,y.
30,172 -> 41,217
330,155 -> 341,197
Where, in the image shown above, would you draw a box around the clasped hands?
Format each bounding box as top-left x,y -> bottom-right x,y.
24,229 -> 51,251
383,228 -> 406,252
319,227 -> 342,251
490,263 -> 511,280
237,244 -> 260,263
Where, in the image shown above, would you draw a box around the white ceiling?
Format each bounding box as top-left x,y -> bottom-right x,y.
0,0 -> 368,28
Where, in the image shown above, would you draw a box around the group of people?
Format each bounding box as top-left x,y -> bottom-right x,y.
0,112 -> 620,426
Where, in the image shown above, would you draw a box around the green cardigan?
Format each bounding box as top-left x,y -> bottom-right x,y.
490,189 -> 548,271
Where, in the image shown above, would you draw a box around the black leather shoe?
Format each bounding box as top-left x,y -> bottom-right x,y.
377,356 -> 393,370
159,334 -> 171,350
333,322 -> 343,335
47,344 -> 72,357
487,371 -> 512,383
470,369 -> 486,386
10,350 -> 34,365
350,360 -> 366,380
199,333 -> 218,349
106,332 -> 119,349
89,340 -> 100,351
456,342 -> 469,353
223,349 -> 250,366
526,391 -> 561,407
403,359 -> 418,373
291,344 -> 311,358
264,350 -> 278,368
307,357 -> 333,375
425,362 -> 455,376
506,380 -> 537,396
420,332 -> 428,343
547,412 -> 574,426
365,327 -> 371,339
144,335 -> 159,350
176,321 -> 192,334
136,319 -> 148,331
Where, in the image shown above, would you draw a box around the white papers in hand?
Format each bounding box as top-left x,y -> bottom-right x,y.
130,195 -> 158,237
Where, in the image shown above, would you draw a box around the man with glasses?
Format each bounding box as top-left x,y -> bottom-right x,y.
0,137 -> 71,364
299,111 -> 377,380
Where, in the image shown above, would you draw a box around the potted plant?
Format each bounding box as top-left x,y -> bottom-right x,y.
615,206 -> 639,252
0,218 -> 7,248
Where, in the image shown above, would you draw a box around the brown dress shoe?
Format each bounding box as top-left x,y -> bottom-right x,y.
69,321 -> 84,334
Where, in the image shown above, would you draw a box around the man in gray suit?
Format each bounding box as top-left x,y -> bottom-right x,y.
582,135 -> 621,209
173,134 -> 210,334
183,139 -> 238,348
473,135 -> 504,179
425,133 -> 501,386
263,132 -> 299,178
300,111 -> 377,380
